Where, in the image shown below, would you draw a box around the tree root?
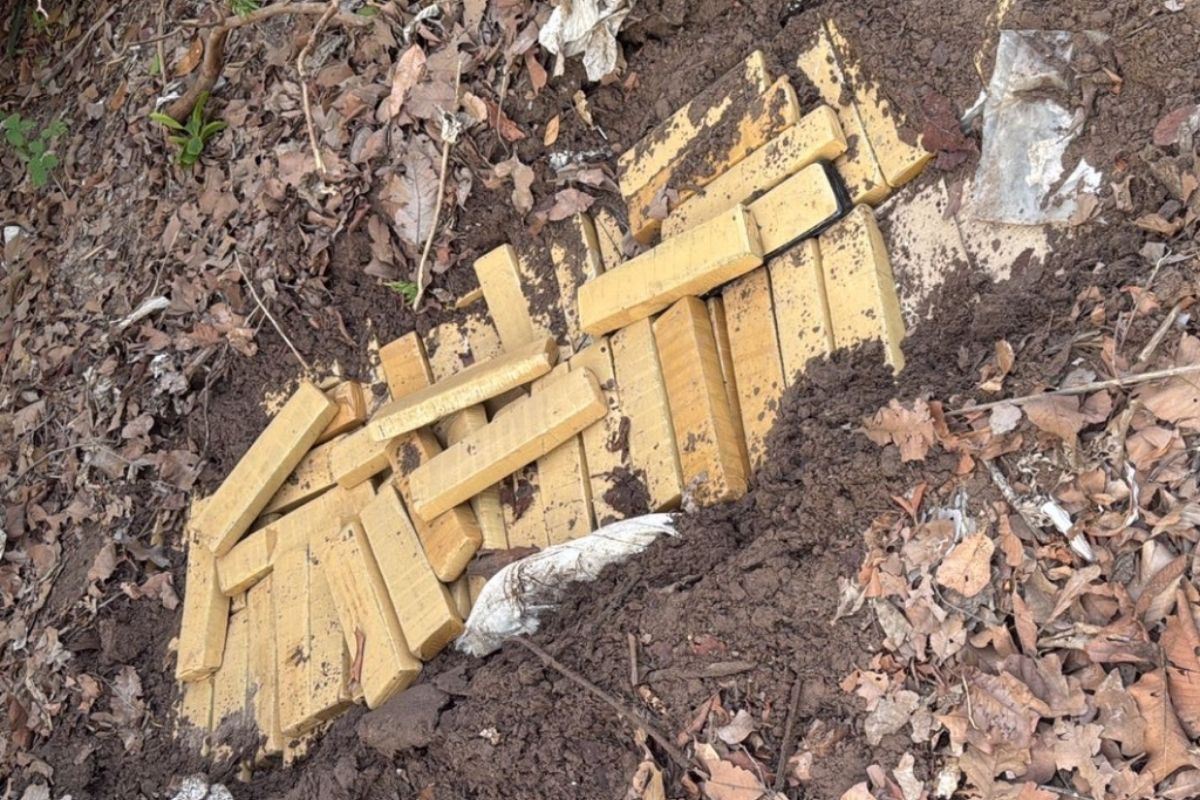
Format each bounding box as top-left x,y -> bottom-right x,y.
163,2 -> 373,123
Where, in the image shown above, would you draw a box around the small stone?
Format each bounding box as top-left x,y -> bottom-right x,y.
356,684 -> 448,756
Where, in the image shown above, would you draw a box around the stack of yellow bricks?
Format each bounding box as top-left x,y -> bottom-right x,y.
173,20 -> 930,766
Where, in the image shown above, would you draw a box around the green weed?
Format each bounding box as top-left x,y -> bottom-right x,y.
384,280 -> 418,303
3,113 -> 67,188
149,92 -> 228,168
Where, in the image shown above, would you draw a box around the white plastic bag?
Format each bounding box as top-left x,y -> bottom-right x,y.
457,514 -> 677,656
970,30 -> 1103,225
538,0 -> 634,82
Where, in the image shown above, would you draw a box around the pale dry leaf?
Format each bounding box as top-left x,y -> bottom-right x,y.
893,752 -> 924,800
935,533 -> 994,598
629,759 -> 667,800
463,0 -> 487,33
460,91 -> 489,124
863,399 -> 937,462
544,114 -> 561,146
965,668 -> 1050,751
492,155 -> 536,214
1048,564 -> 1103,622
546,187 -> 594,221
1024,395 -> 1087,445
839,783 -> 876,800
1094,669 -> 1146,757
695,742 -> 767,800
864,689 -> 920,745
989,402 -> 1022,435
392,143 -> 441,246
716,709 -> 756,745
175,37 -> 204,77
87,542 -> 118,585
382,44 -> 427,121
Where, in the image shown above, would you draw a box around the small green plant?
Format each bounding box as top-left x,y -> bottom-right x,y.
3,113 -> 67,188
149,92 -> 227,167
231,0 -> 260,15
384,280 -> 418,303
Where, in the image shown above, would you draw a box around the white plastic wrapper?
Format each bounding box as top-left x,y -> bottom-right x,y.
538,0 -> 634,82
970,30 -> 1103,225
457,514 -> 677,656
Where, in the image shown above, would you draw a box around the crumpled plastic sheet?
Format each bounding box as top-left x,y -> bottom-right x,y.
538,0 -> 634,82
970,30 -> 1104,225
457,513 -> 677,656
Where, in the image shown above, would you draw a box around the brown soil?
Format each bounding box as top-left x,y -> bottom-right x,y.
8,0 -> 1198,797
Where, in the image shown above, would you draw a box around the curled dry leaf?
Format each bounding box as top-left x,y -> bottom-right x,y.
489,155 -> 536,215
863,399 -> 936,462
935,533 -> 994,598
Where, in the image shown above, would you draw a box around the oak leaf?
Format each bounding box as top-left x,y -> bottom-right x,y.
935,533 -> 994,598
863,399 -> 936,462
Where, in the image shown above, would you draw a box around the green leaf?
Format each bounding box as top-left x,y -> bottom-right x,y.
29,161 -> 48,187
200,120 -> 228,140
149,54 -> 163,76
149,112 -> 185,131
185,137 -> 204,157
383,280 -> 419,302
40,153 -> 59,170
4,127 -> 24,148
167,135 -> 188,147
28,140 -> 45,157
355,5 -> 380,15
43,119 -> 67,139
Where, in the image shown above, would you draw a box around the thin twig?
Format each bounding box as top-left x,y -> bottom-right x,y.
512,637 -> 702,778
43,6 -> 117,84
297,0 -> 338,177
155,0 -> 168,97
772,673 -> 804,792
1136,300 -> 1186,366
627,632 -> 639,687
163,2 -> 374,122
948,363 -> 1200,417
234,254 -> 311,372
412,57 -> 464,310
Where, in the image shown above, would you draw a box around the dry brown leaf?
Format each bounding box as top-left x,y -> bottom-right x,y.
695,743 -> 767,800
175,37 -> 204,78
935,533 -> 994,598
546,188 -> 594,221
1135,553 -> 1187,624
383,44 -> 427,121
1024,395 -> 1087,445
838,783 -> 876,800
966,668 -> 1050,751
715,709 -> 756,745
391,142 -> 441,247
485,98 -> 527,141
489,155 -> 535,214
1164,590 -> 1200,738
86,542 -> 118,586
1048,564 -> 1102,622
525,50 -> 548,94
629,760 -> 666,800
1095,669 -> 1146,757
1130,670 -> 1198,792
863,399 -> 936,462
1140,340 -> 1200,430
544,114 -> 561,146
864,689 -> 920,745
